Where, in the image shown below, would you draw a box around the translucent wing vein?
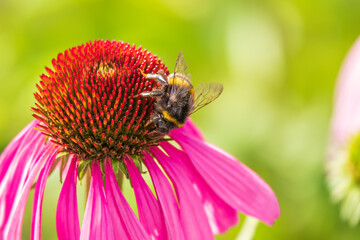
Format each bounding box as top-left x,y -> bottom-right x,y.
191,83 -> 223,114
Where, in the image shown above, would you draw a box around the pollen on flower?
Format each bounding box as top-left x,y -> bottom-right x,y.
32,40 -> 168,160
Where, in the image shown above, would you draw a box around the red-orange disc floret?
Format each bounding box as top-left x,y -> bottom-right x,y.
32,40 -> 168,160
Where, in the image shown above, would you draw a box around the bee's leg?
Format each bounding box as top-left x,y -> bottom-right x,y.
151,116 -> 162,125
140,91 -> 164,98
145,115 -> 161,127
139,69 -> 168,84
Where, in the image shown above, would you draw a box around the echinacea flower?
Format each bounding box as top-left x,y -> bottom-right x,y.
0,40 -> 280,239
328,36 -> 360,226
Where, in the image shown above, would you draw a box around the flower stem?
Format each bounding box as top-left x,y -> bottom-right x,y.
84,167 -> 91,202
236,217 -> 259,240
116,168 -> 124,191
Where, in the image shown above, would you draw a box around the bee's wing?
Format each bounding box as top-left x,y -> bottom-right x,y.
173,51 -> 192,81
170,51 -> 193,98
191,82 -> 223,114
174,51 -> 187,76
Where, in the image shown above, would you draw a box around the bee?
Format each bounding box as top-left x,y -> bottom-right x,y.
140,51 -> 223,134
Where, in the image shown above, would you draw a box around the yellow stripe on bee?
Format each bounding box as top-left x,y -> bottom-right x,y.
162,110 -> 184,128
169,76 -> 195,99
189,88 -> 195,98
169,77 -> 190,87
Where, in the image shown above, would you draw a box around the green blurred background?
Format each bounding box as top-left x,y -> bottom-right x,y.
1,0 -> 360,239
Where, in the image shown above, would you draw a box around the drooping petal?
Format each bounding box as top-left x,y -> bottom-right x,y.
31,148 -> 58,240
0,120 -> 39,181
2,144 -> 58,240
160,142 -> 238,234
125,157 -> 166,240
0,120 -> 46,230
104,158 -> 150,240
80,161 -> 115,240
56,155 -> 80,240
151,147 -> 214,240
331,37 -> 360,145
171,131 -> 280,226
103,160 -> 129,239
142,151 -> 185,240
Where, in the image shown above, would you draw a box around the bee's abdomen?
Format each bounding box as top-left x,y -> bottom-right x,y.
162,110 -> 184,128
162,97 -> 192,128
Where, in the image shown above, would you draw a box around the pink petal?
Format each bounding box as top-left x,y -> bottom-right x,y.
171,118 -> 205,141
56,155 -> 80,240
80,161 -> 115,240
151,147 -> 214,240
331,37 -> 360,145
0,120 -> 39,181
31,148 -> 58,240
125,157 -> 166,239
142,152 -> 185,240
2,144 -> 58,239
160,142 -> 238,234
0,120 -> 46,229
104,158 -> 150,240
103,160 -> 128,239
0,119 -> 58,239
171,131 -> 280,226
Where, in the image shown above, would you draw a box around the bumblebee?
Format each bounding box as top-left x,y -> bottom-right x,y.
140,51 -> 223,134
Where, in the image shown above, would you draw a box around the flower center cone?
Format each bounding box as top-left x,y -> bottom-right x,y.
32,40 -> 168,160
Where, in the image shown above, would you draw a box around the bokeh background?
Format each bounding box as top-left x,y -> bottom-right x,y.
1,0 -> 360,239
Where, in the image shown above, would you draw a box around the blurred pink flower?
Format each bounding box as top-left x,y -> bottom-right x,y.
0,40 -> 280,239
330,37 -> 360,147
328,37 -> 360,225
